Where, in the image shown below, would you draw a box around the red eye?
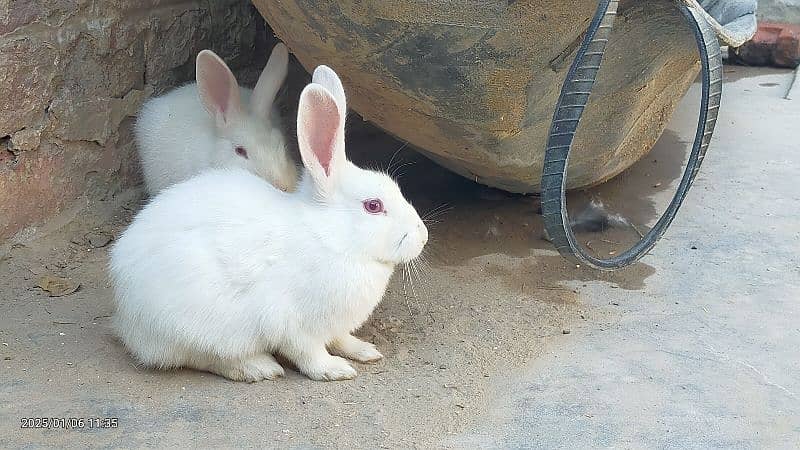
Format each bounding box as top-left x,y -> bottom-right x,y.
363,198 -> 384,214
235,146 -> 248,159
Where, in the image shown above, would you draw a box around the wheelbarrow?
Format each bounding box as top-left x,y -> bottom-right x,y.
252,0 -> 757,269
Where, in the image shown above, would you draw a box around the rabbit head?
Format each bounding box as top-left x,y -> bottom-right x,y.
297,66 -> 428,265
196,45 -> 298,191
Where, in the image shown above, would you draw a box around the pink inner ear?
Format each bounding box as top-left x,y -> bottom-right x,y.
204,67 -> 230,115
300,90 -> 340,176
197,53 -> 236,120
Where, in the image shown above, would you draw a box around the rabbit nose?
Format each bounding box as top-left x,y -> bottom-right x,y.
418,221 -> 428,244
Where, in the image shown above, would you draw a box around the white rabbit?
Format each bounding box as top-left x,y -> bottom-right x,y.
134,43 -> 298,195
110,66 -> 429,382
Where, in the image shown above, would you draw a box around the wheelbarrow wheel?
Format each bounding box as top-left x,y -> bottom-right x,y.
540,0 -> 723,270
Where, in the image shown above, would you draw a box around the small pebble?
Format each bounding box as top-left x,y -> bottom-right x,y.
86,232 -> 113,249
562,329 -> 571,335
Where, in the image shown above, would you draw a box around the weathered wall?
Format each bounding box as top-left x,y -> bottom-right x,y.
0,0 -> 269,240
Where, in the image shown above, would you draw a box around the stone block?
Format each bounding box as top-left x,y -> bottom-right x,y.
0,0 -> 270,240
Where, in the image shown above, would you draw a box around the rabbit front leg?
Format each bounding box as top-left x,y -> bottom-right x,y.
330,334 -> 383,363
282,336 -> 357,381
201,353 -> 285,382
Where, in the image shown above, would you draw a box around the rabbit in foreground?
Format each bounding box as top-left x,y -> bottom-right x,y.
134,43 -> 298,195
110,66 -> 429,382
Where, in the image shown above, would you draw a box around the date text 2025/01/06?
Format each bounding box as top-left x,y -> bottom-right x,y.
20,417 -> 119,429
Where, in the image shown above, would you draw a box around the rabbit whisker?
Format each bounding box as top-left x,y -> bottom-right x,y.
390,161 -> 416,179
415,258 -> 431,286
423,206 -> 453,218
405,262 -> 418,300
401,263 -> 414,315
421,204 -> 453,221
422,218 -> 443,225
386,142 -> 409,173
409,259 -> 424,289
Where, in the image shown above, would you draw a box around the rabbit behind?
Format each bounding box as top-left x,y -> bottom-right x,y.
110,66 -> 429,382
135,43 -> 298,195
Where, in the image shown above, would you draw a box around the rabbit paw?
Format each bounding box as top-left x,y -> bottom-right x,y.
303,355 -> 357,381
209,354 -> 285,382
331,335 -> 384,363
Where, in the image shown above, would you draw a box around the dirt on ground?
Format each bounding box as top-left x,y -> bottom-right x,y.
0,119 -> 660,447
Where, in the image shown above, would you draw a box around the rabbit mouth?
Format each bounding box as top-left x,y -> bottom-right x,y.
396,232 -> 408,248
389,232 -> 424,265
395,233 -> 409,259
373,233 -> 411,267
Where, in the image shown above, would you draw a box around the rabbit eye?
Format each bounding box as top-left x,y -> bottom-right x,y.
235,146 -> 248,159
363,199 -> 385,215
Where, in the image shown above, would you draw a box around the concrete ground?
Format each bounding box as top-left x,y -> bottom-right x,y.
1,66 -> 798,448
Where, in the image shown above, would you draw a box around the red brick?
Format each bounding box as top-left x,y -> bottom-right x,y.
731,22 -> 800,69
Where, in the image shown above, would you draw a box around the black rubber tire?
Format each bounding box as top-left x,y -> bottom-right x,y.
540,0 -> 723,270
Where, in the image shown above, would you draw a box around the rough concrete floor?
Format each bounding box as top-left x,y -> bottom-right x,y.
1,66 -> 798,448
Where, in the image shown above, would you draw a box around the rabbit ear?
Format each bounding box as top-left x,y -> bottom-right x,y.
196,50 -> 243,128
297,83 -> 346,193
251,43 -> 289,119
312,65 -> 347,116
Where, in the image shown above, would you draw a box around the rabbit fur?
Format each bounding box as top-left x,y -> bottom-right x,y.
134,43 -> 298,195
110,66 -> 428,382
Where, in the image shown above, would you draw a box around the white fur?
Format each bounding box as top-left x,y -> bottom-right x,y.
110,67 -> 428,382
134,44 -> 298,195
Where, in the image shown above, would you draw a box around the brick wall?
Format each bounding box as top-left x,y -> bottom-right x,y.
0,0 -> 270,240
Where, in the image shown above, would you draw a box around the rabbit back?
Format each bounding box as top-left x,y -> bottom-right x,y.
134,84 -> 220,195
